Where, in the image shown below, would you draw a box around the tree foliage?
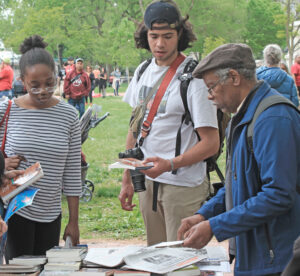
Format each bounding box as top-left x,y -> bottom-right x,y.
274,0 -> 300,67
0,0 -> 294,70
244,0 -> 286,58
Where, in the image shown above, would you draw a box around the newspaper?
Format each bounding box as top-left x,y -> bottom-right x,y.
83,244 -> 230,274
151,241 -> 184,248
197,261 -> 231,273
123,247 -> 208,274
109,158 -> 154,170
196,246 -> 230,273
84,246 -> 144,267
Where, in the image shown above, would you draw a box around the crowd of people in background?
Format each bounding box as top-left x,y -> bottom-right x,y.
0,55 -> 123,104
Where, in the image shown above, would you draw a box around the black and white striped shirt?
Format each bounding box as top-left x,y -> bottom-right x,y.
0,100 -> 82,223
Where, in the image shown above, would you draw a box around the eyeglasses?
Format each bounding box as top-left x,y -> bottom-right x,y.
27,83 -> 57,95
207,79 -> 222,95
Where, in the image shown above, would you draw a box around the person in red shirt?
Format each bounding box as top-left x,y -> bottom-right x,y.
65,57 -> 75,76
64,58 -> 91,118
0,58 -> 14,99
291,54 -> 300,97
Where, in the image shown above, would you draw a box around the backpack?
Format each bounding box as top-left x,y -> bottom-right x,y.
137,58 -> 231,195
247,94 -> 300,194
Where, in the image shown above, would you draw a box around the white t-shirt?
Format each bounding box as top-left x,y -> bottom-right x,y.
123,57 -> 218,187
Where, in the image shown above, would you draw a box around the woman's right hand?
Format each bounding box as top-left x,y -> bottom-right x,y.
5,155 -> 23,170
0,217 -> 7,237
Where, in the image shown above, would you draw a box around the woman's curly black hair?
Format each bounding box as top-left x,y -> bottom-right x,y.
19,35 -> 56,78
134,0 -> 197,52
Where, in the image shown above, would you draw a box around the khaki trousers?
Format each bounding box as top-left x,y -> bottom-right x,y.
138,178 -> 209,246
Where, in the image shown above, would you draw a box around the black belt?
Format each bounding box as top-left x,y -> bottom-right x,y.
152,181 -> 160,212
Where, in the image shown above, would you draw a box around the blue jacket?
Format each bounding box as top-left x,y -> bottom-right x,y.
256,66 -> 299,107
197,81 -> 300,276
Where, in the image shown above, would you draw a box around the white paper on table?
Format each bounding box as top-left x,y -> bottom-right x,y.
123,247 -> 208,274
84,246 -> 144,267
197,261 -> 231,273
152,241 -> 184,248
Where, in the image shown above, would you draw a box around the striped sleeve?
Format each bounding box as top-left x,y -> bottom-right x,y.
62,113 -> 82,196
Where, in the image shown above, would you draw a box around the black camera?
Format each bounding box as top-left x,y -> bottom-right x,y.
118,147 -> 146,192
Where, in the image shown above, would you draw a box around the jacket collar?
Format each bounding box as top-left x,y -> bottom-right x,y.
234,80 -> 272,126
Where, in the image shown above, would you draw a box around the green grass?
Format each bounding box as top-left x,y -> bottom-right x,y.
61,86 -> 226,241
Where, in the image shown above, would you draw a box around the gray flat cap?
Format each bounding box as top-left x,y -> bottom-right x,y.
193,43 -> 256,78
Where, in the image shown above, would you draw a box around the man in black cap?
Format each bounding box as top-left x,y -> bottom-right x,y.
177,43 -> 300,276
119,0 -> 219,246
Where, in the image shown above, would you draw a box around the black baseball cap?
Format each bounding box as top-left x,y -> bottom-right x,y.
68,57 -> 74,61
144,1 -> 181,29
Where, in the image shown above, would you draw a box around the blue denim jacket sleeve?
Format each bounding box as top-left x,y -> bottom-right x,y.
196,186 -> 226,219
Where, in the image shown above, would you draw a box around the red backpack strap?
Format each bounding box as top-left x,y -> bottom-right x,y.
139,53 -> 185,145
1,100 -> 12,155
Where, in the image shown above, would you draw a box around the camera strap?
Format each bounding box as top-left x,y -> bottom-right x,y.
139,53 -> 186,146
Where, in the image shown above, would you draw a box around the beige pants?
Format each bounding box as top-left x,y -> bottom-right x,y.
138,178 -> 209,246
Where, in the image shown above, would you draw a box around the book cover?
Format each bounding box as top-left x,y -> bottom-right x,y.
4,187 -> 39,222
44,262 -> 81,271
164,265 -> 200,276
113,270 -> 150,276
70,267 -> 115,276
46,246 -> 87,259
0,162 -> 43,204
0,264 -> 41,273
9,255 -> 47,266
109,158 -> 153,170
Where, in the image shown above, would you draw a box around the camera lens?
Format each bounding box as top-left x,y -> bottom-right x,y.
118,152 -> 126,158
130,170 -> 146,192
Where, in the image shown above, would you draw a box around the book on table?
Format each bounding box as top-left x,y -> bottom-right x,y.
0,264 -> 41,273
113,270 -> 151,276
45,245 -> 88,272
9,255 -> 47,266
69,267 -> 115,276
109,158 -> 153,170
46,245 -> 87,259
0,162 -> 44,204
43,262 -> 81,271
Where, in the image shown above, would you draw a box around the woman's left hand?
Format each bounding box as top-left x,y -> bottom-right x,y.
63,221 -> 80,246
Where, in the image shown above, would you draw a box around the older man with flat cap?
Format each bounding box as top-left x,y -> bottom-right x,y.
177,43 -> 300,276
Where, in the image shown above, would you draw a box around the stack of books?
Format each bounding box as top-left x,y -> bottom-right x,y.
9,255 -> 47,267
0,264 -> 41,275
44,246 -> 87,272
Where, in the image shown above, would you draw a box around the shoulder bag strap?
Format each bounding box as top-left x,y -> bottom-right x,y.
1,100 -> 12,155
139,53 -> 186,146
70,74 -> 82,84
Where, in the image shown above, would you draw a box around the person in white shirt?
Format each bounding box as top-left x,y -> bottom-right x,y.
119,0 -> 219,246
